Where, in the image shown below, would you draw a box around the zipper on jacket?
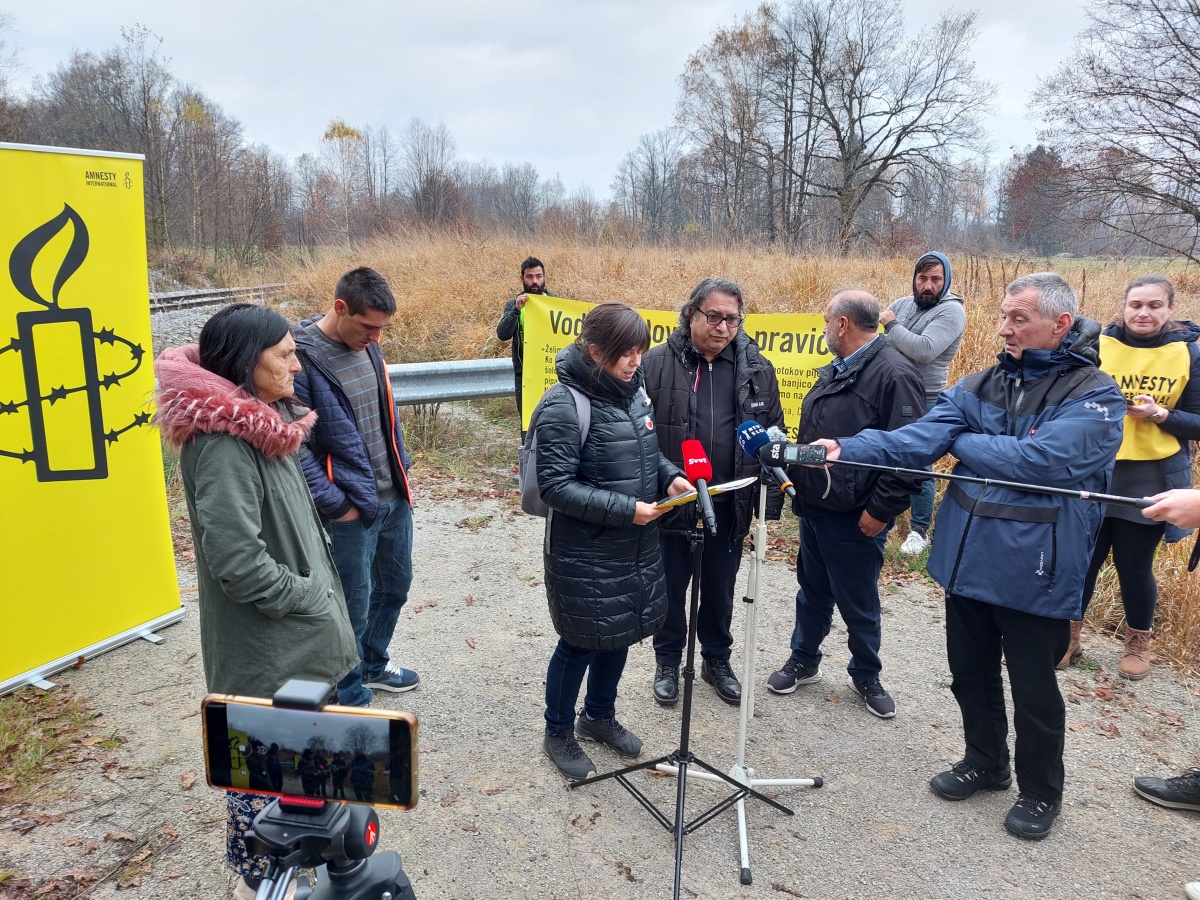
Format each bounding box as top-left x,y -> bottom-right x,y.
706,361 -> 715,450
1007,371 -> 1026,436
635,398 -> 648,549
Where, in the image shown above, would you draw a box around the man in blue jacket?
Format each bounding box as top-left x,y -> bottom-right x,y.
293,267 -> 417,707
813,272 -> 1124,840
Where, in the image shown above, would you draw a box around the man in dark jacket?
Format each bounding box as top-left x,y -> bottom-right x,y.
292,267 -> 417,708
643,278 -> 786,707
766,290 -> 925,720
495,256 -> 553,439
816,273 -> 1125,840
880,251 -> 967,555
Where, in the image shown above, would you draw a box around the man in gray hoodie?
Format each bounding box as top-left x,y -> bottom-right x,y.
880,251 -> 967,554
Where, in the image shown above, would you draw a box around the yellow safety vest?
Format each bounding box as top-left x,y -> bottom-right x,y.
1099,334 -> 1189,461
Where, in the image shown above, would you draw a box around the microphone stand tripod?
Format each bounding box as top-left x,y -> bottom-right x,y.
570,491 -> 790,900
655,474 -> 822,885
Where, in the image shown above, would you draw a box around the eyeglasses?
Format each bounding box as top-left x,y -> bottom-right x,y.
696,309 -> 743,328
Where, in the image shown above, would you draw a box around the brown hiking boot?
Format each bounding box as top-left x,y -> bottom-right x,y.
1119,627 -> 1152,680
1056,620 -> 1083,670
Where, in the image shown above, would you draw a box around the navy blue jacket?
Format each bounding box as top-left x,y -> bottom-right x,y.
292,316 -> 411,525
839,320 -> 1125,620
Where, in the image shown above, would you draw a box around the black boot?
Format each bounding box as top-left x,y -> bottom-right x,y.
653,663 -> 679,707
701,656 -> 741,705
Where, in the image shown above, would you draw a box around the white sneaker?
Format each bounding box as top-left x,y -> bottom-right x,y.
1186,882 -> 1200,900
899,531 -> 929,555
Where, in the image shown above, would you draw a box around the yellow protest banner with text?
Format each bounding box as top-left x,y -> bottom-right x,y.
0,143 -> 180,694
520,294 -> 832,438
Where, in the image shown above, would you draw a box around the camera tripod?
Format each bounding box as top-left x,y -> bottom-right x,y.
570,499 -> 792,900
247,796 -> 416,900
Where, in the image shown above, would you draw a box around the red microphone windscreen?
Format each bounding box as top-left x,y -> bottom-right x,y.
681,439 -> 713,482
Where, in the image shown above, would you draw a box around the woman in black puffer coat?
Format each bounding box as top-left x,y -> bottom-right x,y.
535,302 -> 691,781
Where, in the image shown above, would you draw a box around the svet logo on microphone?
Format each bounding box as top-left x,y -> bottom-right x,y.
686,457 -> 708,466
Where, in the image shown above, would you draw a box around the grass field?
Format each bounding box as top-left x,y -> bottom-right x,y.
259,233 -> 1200,665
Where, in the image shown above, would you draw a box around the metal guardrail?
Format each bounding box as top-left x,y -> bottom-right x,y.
388,358 -> 514,406
149,283 -> 287,312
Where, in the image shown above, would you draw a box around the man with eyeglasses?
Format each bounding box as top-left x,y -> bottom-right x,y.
642,278 -> 786,707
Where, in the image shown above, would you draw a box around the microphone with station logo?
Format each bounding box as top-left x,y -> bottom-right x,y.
735,421 -> 796,498
680,438 -> 719,535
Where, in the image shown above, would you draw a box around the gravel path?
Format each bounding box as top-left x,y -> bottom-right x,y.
3,472 -> 1200,899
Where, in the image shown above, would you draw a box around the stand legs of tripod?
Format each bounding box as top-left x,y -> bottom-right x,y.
655,480 -> 822,885
570,513 -> 792,899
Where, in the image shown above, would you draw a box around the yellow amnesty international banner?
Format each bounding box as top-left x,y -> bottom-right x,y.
521,295 -> 833,439
0,144 -> 180,693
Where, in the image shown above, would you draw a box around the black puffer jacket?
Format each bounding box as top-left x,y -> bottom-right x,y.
536,344 -> 683,651
642,328 -> 786,541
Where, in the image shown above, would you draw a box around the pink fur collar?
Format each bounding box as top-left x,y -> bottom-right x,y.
154,345 -> 316,459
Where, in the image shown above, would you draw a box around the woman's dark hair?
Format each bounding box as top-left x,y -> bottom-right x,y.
575,301 -> 650,376
1110,274 -> 1186,332
198,303 -> 292,397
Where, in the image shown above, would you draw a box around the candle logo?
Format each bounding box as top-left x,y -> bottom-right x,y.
0,204 -> 149,481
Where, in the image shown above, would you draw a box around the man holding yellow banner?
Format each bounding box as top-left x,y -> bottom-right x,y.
642,278 -> 786,707
495,256 -> 553,439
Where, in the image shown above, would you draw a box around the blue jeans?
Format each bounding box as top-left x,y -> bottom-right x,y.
910,474 -> 935,536
327,497 -> 414,706
790,512 -> 889,683
544,638 -> 628,735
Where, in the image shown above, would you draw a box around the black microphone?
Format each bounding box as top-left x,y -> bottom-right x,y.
681,438 -> 718,535
756,434 -> 828,466
736,421 -> 796,498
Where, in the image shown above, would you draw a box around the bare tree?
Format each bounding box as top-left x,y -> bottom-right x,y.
0,12 -> 24,140
1034,0 -> 1200,260
799,0 -> 995,253
611,129 -> 687,242
399,117 -> 460,224
321,118 -> 366,246
675,13 -> 775,242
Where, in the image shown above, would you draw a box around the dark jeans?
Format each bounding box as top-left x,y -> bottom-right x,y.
327,497 -> 414,706
790,512 -> 889,682
654,502 -> 742,664
910,475 -> 935,535
945,593 -> 1070,804
544,638 -> 629,735
1080,516 -> 1165,631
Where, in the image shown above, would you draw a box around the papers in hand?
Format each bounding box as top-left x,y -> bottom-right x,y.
655,476 -> 758,509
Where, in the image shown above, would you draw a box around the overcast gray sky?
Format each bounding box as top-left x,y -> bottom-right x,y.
6,0 -> 1090,195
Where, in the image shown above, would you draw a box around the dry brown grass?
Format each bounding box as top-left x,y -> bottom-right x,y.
255,233 -> 1200,670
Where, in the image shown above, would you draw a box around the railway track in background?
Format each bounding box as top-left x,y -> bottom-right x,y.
149,283 -> 286,312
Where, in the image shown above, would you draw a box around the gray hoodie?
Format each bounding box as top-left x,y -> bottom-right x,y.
883,252 -> 967,404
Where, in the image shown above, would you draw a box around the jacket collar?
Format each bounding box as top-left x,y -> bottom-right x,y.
154,345 -> 316,459
996,316 -> 1103,380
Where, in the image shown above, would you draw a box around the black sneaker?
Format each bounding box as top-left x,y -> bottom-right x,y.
766,657 -> 821,694
848,676 -> 896,718
1134,768 -> 1200,811
701,657 -> 741,705
543,731 -> 597,781
653,664 -> 679,707
930,760 -> 1013,801
575,712 -> 643,758
1004,794 -> 1060,840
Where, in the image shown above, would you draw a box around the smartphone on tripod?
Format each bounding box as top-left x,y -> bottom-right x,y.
202,683 -> 420,899
202,694 -> 418,809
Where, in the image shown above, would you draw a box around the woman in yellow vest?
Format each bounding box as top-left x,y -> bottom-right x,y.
1062,275 -> 1200,678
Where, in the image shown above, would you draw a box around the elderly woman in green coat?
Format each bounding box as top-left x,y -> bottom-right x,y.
155,303 -> 357,899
